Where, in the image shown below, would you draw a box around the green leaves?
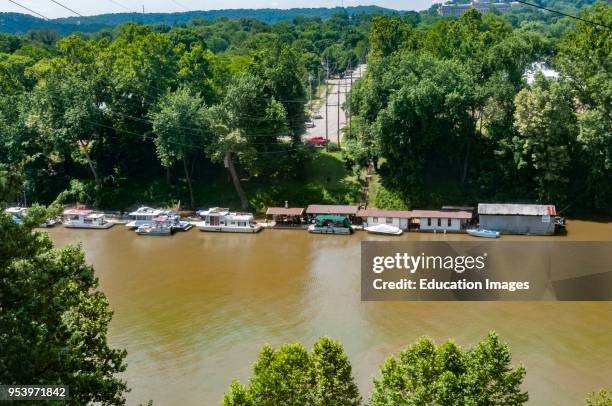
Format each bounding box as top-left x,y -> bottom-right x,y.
224,337 -> 361,406
0,211 -> 128,405
371,333 -> 528,406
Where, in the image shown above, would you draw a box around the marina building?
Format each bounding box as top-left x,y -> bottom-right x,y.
356,208 -> 413,230
412,210 -> 474,232
306,204 -> 360,220
478,203 -> 557,235
439,0 -> 515,17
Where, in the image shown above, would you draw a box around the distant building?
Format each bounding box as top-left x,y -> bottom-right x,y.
439,0 -> 516,17
412,210 -> 474,232
306,204 -> 360,220
357,208 -> 413,230
478,203 -> 557,235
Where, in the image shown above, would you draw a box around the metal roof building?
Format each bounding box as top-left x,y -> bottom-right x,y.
478,203 -> 557,235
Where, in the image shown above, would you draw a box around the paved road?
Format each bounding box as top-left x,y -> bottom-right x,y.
305,64 -> 367,146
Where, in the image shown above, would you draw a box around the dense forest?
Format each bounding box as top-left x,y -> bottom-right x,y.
1,2 -> 610,215
346,3 -> 611,215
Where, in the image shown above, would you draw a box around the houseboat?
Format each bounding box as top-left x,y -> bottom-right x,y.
308,215 -> 353,235
196,207 -> 262,233
5,207 -> 58,227
63,209 -> 115,229
126,207 -> 165,229
136,215 -> 173,236
5,207 -> 28,225
167,212 -> 193,232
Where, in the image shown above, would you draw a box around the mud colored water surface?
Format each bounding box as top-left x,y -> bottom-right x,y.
47,220 -> 612,405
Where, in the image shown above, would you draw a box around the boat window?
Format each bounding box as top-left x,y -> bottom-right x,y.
437,218 -> 441,227
447,218 -> 452,227
427,218 -> 431,226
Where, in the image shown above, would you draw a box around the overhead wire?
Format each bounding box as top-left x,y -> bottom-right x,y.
513,0 -> 612,30
6,0 -> 50,20
48,0 -> 84,17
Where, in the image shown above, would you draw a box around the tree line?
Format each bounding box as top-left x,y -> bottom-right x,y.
346,4 -> 611,215
0,13 -> 369,210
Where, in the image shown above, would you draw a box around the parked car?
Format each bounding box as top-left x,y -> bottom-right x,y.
304,136 -> 329,147
313,113 -> 323,119
305,121 -> 315,128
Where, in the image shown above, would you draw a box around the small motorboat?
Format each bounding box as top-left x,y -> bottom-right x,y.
136,216 -> 173,236
364,224 -> 403,236
467,228 -> 500,238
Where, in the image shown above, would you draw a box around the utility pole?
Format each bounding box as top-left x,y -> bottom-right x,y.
337,71 -> 340,148
325,60 -> 329,150
349,59 -> 353,139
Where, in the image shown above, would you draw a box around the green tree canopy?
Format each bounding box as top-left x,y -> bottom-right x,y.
370,332 -> 528,406
0,208 -> 128,405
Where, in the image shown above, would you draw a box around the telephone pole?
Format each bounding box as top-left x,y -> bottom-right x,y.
325,60 -> 329,149
349,60 -> 353,139
337,74 -> 340,147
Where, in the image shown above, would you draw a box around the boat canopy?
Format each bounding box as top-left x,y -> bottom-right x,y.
315,215 -> 348,222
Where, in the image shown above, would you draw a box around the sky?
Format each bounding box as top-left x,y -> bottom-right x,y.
2,0 -> 437,19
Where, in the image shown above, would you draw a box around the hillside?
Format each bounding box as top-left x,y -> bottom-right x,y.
0,6 -> 399,35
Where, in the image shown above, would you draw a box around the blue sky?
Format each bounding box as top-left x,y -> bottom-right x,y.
2,0 -> 436,19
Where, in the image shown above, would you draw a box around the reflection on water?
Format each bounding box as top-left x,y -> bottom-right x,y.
46,219 -> 612,405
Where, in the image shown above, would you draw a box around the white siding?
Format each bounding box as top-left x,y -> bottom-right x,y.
419,217 -> 462,232
365,216 -> 405,229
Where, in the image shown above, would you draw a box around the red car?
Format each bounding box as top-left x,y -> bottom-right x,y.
304,136 -> 329,147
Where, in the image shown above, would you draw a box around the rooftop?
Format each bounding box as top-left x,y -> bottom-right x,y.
64,208 -> 92,216
266,207 -> 305,216
478,203 -> 556,216
411,210 -> 474,219
306,204 -> 360,215
357,208 -> 413,218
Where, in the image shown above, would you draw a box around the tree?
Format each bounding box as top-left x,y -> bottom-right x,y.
149,86 -> 209,208
223,337 -> 361,406
0,208 -> 128,405
370,332 -> 528,406
513,75 -> 576,204
205,72 -> 288,210
28,36 -> 110,198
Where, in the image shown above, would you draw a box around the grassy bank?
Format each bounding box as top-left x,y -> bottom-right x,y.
97,149 -> 362,215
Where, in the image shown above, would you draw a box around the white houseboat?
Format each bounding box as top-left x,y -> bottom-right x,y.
5,207 -> 28,225
63,209 -> 115,229
5,207 -> 58,227
196,207 -> 262,233
126,207 -> 165,229
136,215 -> 173,236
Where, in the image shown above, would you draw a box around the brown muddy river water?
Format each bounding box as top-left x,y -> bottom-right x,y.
47,220 -> 612,405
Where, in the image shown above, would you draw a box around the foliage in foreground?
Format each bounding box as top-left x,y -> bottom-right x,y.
224,333 -> 528,406
587,389 -> 612,406
0,202 -> 128,404
223,337 -> 361,406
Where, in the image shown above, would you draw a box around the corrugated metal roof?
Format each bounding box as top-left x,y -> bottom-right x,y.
411,210 -> 473,219
478,204 -> 556,216
357,209 -> 413,218
306,204 -> 360,215
266,207 -> 305,216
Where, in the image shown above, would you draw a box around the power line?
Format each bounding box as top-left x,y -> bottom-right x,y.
514,0 -> 612,30
170,0 -> 189,12
48,0 -> 83,17
6,0 -> 50,20
106,0 -> 135,13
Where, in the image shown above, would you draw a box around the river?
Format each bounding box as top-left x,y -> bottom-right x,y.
46,220 -> 612,405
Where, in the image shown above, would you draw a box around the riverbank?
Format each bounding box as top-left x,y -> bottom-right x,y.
45,220 -> 612,405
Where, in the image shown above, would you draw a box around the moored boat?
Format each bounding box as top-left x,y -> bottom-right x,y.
64,209 -> 115,229
136,216 -> 173,236
364,223 -> 403,236
196,208 -> 262,233
126,207 -> 165,229
308,215 -> 353,235
467,228 -> 500,238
